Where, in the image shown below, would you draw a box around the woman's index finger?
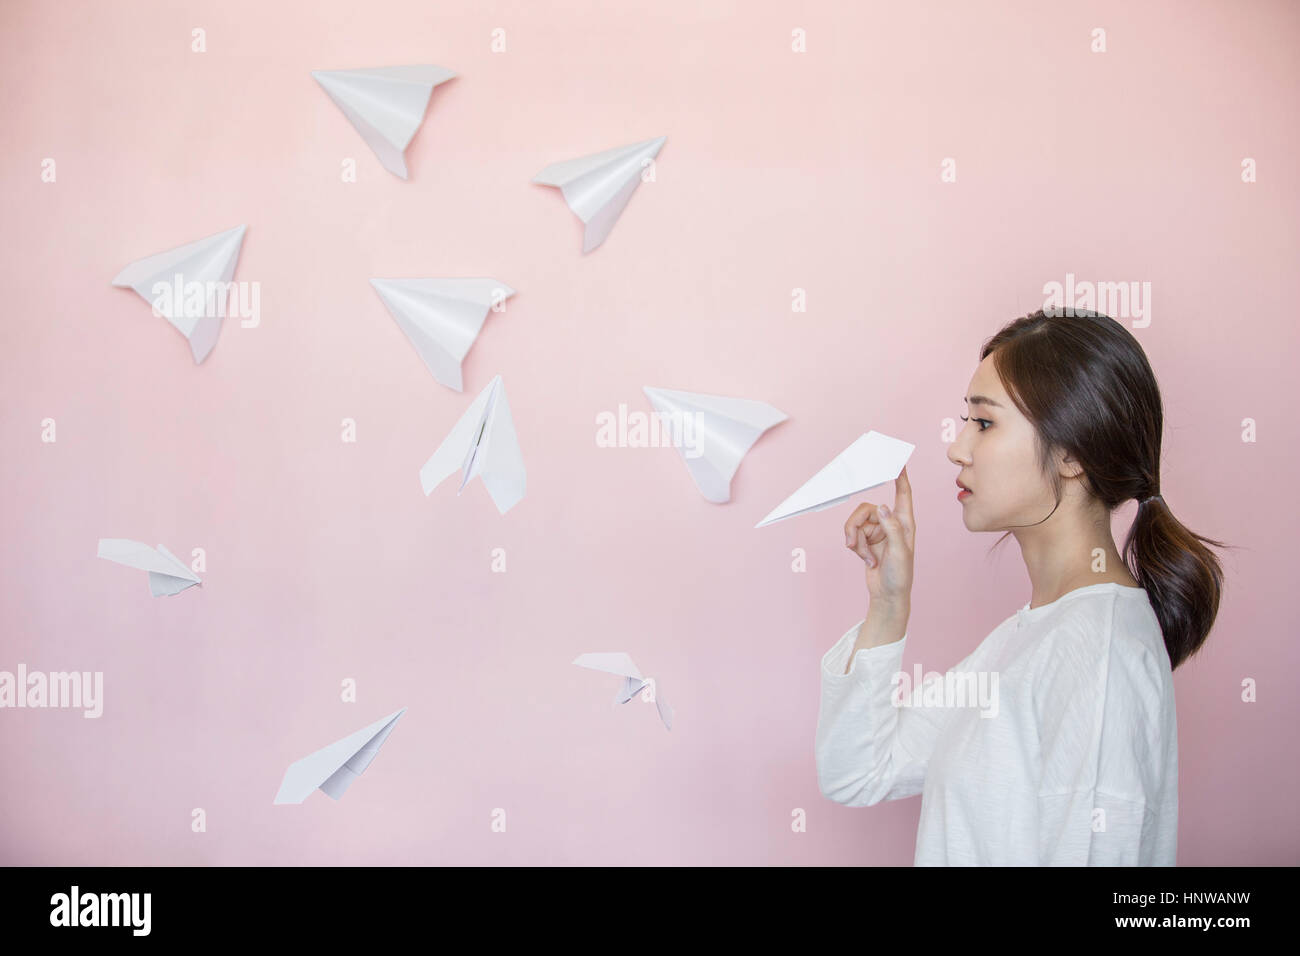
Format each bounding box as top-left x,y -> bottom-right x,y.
894,465 -> 915,518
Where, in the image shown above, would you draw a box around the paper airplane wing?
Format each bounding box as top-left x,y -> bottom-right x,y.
420,375 -> 525,514
573,652 -> 644,682
148,544 -> 201,596
755,430 -> 915,528
111,225 -> 247,364
371,278 -> 515,391
533,136 -> 666,252
468,376 -> 526,514
577,655 -> 645,703
274,708 -> 406,804
419,376 -> 496,495
643,387 -> 787,503
312,65 -> 455,179
96,538 -> 201,596
580,172 -> 642,254
654,690 -> 673,731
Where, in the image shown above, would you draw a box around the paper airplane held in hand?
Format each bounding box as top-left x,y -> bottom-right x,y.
533,136 -> 666,252
274,708 -> 406,804
573,653 -> 672,730
420,374 -> 525,515
371,278 -> 515,391
312,65 -> 456,179
755,430 -> 915,528
96,539 -> 201,596
111,225 -> 247,364
643,386 -> 786,504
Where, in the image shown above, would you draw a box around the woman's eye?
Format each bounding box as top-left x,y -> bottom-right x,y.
959,415 -> 991,432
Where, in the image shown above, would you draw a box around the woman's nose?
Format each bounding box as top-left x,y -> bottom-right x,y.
947,435 -> 969,466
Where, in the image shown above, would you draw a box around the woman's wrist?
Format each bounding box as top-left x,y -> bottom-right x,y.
861,596 -> 909,647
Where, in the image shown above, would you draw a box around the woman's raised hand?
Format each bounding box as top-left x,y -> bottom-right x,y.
843,465 -> 915,606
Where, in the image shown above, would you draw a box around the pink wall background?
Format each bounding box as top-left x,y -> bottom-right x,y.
1,0 -> 1297,865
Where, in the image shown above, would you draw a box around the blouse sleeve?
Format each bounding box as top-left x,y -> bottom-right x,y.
1030,619 -> 1172,865
815,618 -> 961,807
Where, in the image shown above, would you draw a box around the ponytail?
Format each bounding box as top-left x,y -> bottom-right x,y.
1124,494 -> 1230,670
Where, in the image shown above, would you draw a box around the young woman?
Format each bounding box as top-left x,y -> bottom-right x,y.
815,309 -> 1228,866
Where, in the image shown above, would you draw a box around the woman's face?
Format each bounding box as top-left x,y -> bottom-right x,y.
948,354 -> 1061,532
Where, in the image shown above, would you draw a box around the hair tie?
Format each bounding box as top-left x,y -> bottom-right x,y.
1140,493 -> 1162,506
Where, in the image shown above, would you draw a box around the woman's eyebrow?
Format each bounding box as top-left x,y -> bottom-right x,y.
964,395 -> 1003,408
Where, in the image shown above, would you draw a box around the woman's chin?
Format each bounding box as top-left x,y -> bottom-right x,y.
960,507 -> 987,532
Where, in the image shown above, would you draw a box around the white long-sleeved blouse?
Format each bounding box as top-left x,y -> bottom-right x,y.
815,582 -> 1178,865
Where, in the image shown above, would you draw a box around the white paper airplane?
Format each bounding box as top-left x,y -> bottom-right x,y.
111,225 -> 247,364
573,653 -> 672,730
420,374 -> 525,514
371,278 -> 515,391
312,65 -> 456,179
755,430 -> 915,528
642,387 -> 786,503
533,136 -> 666,252
274,708 -> 406,804
96,538 -> 202,596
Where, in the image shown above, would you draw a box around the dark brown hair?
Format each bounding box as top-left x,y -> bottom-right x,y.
981,308 -> 1230,670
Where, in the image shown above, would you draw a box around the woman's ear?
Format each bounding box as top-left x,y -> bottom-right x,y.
1055,448 -> 1085,481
